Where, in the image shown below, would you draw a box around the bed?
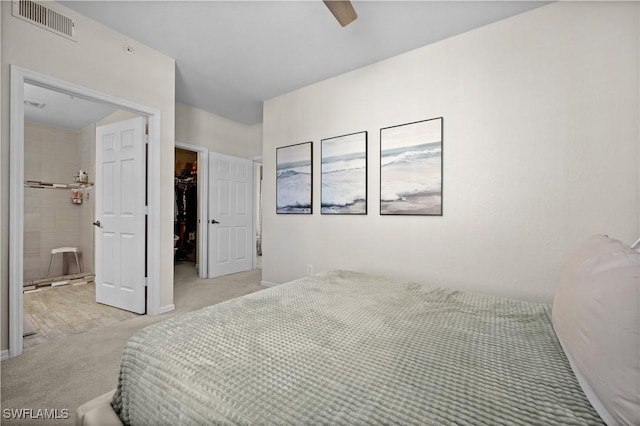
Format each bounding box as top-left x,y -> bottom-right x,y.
77,235 -> 639,425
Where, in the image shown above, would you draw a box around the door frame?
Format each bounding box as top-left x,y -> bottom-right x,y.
9,65 -> 163,358
175,141 -> 208,278
251,156 -> 263,270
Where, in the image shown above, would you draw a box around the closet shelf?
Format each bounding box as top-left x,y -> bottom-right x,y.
24,180 -> 94,190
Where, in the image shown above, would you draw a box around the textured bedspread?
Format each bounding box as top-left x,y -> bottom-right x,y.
112,270 -> 603,425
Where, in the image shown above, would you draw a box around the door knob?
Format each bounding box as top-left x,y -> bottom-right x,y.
93,220 -> 101,227
210,219 -> 219,224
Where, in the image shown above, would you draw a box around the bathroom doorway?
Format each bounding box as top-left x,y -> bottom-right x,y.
9,66 -> 163,359
21,83 -> 143,349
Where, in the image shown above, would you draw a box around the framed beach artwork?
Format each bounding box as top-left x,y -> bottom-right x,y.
276,142 -> 313,214
380,117 -> 443,215
321,131 -> 367,215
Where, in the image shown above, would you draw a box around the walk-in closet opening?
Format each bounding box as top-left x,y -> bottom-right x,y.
173,148 -> 263,284
174,148 -> 199,273
22,83 -> 143,349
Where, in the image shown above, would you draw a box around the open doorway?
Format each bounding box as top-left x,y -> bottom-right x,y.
174,148 -> 199,272
172,147 -> 262,283
9,66 -> 163,359
173,143 -> 208,285
21,83 -> 144,349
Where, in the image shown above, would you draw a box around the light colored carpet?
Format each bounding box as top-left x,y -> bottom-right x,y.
1,263 -> 264,425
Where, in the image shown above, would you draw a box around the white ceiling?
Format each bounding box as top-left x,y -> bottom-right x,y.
24,83 -> 118,130
59,1 -> 549,125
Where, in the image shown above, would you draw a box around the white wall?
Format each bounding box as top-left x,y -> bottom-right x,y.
247,123 -> 263,159
176,103 -> 262,159
262,1 -> 639,303
1,1 -> 176,351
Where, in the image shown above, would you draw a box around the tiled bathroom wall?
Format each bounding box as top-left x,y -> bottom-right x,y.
24,121 -> 94,281
78,123 -> 96,276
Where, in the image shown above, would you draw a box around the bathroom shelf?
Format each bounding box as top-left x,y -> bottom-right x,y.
24,180 -> 94,190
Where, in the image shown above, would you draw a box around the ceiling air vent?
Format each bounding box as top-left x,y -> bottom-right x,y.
24,99 -> 46,109
12,0 -> 77,42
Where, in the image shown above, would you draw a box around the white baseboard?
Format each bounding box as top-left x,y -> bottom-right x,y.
1,349 -> 9,361
261,281 -> 279,288
158,304 -> 175,314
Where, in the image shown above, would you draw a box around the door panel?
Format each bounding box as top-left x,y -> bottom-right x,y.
95,117 -> 146,314
208,153 -> 253,278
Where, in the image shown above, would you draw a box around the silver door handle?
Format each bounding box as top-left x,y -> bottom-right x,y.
93,220 -> 101,228
210,219 -> 219,224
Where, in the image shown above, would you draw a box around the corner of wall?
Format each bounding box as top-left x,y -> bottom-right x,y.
0,0 -> 7,352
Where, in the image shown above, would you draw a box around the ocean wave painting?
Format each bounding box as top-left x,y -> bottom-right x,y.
380,118 -> 443,215
277,142 -> 313,214
321,132 -> 367,214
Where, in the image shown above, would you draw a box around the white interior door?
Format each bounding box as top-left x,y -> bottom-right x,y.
95,117 -> 146,313
208,153 -> 253,278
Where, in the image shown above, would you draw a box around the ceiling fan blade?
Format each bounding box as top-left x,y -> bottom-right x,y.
322,0 -> 358,27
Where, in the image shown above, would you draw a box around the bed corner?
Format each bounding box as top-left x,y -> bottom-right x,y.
75,390 -> 122,426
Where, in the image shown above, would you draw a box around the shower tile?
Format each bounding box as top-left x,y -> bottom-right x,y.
24,191 -> 41,210
41,167 -> 56,183
55,161 -> 80,183
40,211 -> 55,230
24,230 -> 41,251
55,210 -> 80,230
24,211 -> 41,231
24,125 -> 43,154
23,265 -> 42,282
40,190 -> 59,208
24,157 -> 43,181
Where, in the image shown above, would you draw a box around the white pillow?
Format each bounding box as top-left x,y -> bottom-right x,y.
552,234 -> 639,426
